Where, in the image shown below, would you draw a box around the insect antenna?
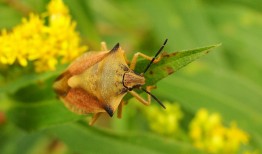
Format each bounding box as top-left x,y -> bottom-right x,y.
143,39 -> 168,74
141,87 -> 166,109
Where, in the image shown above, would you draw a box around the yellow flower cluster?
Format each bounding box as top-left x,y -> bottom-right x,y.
145,102 -> 183,136
0,0 -> 87,72
189,108 -> 250,154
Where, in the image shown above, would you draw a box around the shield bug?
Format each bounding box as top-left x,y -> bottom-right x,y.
53,39 -> 168,125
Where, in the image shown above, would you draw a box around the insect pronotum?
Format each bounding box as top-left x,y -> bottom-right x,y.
53,39 -> 168,125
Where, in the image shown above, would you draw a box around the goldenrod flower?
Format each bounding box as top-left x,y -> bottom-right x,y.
189,108 -> 250,154
0,0 -> 87,72
224,122 -> 250,153
144,102 -> 183,136
47,0 -> 69,15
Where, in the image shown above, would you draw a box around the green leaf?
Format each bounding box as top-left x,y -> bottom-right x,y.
7,100 -> 83,131
48,123 -> 203,154
0,66 -> 65,94
0,5 -> 22,28
124,44 -> 220,100
138,44 -> 220,86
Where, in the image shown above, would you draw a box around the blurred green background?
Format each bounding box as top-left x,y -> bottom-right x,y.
0,0 -> 261,153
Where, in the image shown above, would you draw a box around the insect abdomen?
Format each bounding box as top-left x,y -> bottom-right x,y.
62,87 -> 105,114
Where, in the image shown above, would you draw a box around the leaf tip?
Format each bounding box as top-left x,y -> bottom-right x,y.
204,43 -> 222,54
214,43 -> 222,48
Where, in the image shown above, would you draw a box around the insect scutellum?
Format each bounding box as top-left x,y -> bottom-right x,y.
122,39 -> 168,109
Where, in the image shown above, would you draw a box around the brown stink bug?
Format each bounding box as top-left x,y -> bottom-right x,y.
53,39 -> 168,125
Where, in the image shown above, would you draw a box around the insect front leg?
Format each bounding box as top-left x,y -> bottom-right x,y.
128,85 -> 158,107
130,52 -> 162,70
146,86 -> 156,104
128,90 -> 150,106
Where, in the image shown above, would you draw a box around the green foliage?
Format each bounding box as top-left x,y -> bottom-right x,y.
0,0 -> 261,153
48,123 -> 203,154
137,45 -> 220,85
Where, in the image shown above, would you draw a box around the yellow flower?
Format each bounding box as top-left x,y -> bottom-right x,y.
145,102 -> 183,136
47,0 -> 69,16
224,122 -> 249,153
0,0 -> 87,72
189,108 -> 250,154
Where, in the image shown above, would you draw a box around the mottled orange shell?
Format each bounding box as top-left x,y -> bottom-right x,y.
53,44 -> 129,116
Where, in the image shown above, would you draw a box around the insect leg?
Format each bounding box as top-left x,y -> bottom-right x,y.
117,101 -> 125,119
101,42 -> 108,51
130,52 -> 161,70
123,52 -> 130,64
89,112 -> 102,126
129,87 -> 166,109
129,90 -> 150,106
146,86 -> 157,105
128,86 -> 156,106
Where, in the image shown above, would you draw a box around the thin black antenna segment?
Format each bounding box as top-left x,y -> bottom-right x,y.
141,87 -> 166,109
143,39 -> 168,74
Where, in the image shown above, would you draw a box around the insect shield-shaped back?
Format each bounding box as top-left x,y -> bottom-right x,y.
53,43 -> 133,117
54,39 -> 167,125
